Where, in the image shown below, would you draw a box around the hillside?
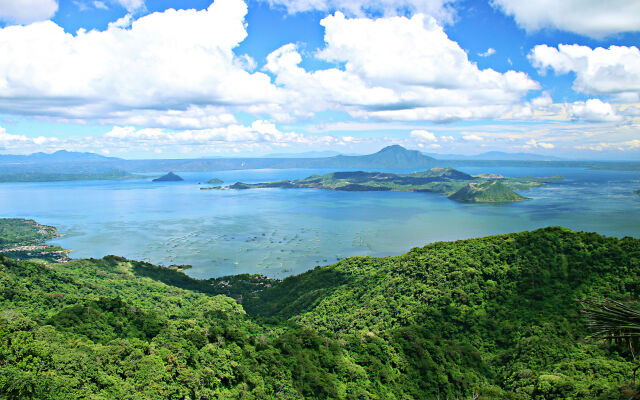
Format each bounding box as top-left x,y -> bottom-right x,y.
448,180 -> 531,203
1,225 -> 639,399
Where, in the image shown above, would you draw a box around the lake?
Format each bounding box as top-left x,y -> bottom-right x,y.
1,166 -> 639,279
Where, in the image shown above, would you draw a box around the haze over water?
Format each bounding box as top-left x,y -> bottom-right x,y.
1,166 -> 639,279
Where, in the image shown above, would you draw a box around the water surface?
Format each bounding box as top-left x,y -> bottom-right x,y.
1,167 -> 638,278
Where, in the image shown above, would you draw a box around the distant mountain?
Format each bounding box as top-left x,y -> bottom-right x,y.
326,145 -> 435,169
0,150 -> 120,163
425,151 -> 563,161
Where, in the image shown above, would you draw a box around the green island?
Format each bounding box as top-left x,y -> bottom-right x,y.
152,171 -> 184,182
634,189 -> 640,194
0,218 -> 70,263
0,169 -> 141,183
202,168 -> 561,203
1,218 -> 639,399
207,178 -> 224,184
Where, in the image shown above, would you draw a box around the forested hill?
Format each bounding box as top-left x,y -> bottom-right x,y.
1,227 -> 640,399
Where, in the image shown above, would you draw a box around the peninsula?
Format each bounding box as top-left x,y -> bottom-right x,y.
203,167 -> 561,203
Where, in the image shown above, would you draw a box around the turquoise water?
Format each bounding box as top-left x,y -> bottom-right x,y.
1,167 -> 639,279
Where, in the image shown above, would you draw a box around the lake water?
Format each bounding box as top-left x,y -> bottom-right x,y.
1,166 -> 639,279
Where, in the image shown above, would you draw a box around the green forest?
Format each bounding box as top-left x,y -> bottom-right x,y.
1,222 -> 639,399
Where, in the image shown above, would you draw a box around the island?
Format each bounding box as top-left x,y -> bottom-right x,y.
152,171 -> 184,182
202,167 -> 561,203
207,178 -> 223,184
635,189 -> 640,194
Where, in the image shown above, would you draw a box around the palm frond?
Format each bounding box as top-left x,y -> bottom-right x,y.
578,297 -> 640,353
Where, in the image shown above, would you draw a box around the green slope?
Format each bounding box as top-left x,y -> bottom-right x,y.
1,227 -> 639,399
448,180 -> 530,203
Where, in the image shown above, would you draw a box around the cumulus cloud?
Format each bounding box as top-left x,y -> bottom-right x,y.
492,0 -> 640,38
530,44 -> 640,96
0,0 -> 280,127
264,0 -> 455,22
410,129 -> 438,142
0,0 -> 58,24
478,48 -> 495,57
266,12 -> 538,123
569,99 -> 623,122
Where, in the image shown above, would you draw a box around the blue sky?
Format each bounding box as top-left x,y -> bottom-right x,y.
0,0 -> 639,159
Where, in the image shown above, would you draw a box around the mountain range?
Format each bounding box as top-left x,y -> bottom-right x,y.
0,146 -> 639,176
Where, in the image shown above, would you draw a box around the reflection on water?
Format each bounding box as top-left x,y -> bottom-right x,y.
0,166 -> 638,278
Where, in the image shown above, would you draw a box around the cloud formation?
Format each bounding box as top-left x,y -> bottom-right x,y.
0,122 -> 353,155
264,0 -> 455,22
115,0 -> 145,13
492,0 -> 640,38
0,0 -> 58,24
410,130 -> 438,142
530,44 -> 640,99
569,99 -> 623,123
266,12 -> 538,122
0,0 -> 279,127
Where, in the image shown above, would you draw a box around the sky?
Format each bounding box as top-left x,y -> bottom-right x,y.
0,0 -> 639,159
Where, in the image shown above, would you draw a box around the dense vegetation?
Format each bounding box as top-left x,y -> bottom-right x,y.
0,219 -> 69,263
205,167 -> 559,203
448,180 -> 530,202
0,219 -> 57,248
1,225 -> 639,399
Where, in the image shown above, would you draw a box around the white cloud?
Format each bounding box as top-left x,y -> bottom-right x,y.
0,0 -> 58,24
478,48 -> 495,57
93,1 -> 108,9
265,0 -> 455,22
530,44 -> 640,96
576,140 -> 640,152
99,105 -> 237,129
526,138 -> 554,149
0,0 -> 280,126
410,129 -> 437,142
463,134 -> 483,141
492,0 -> 640,38
266,12 -> 538,123
115,0 -> 144,13
107,13 -> 132,28
0,122 -> 357,155
569,99 -> 623,122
